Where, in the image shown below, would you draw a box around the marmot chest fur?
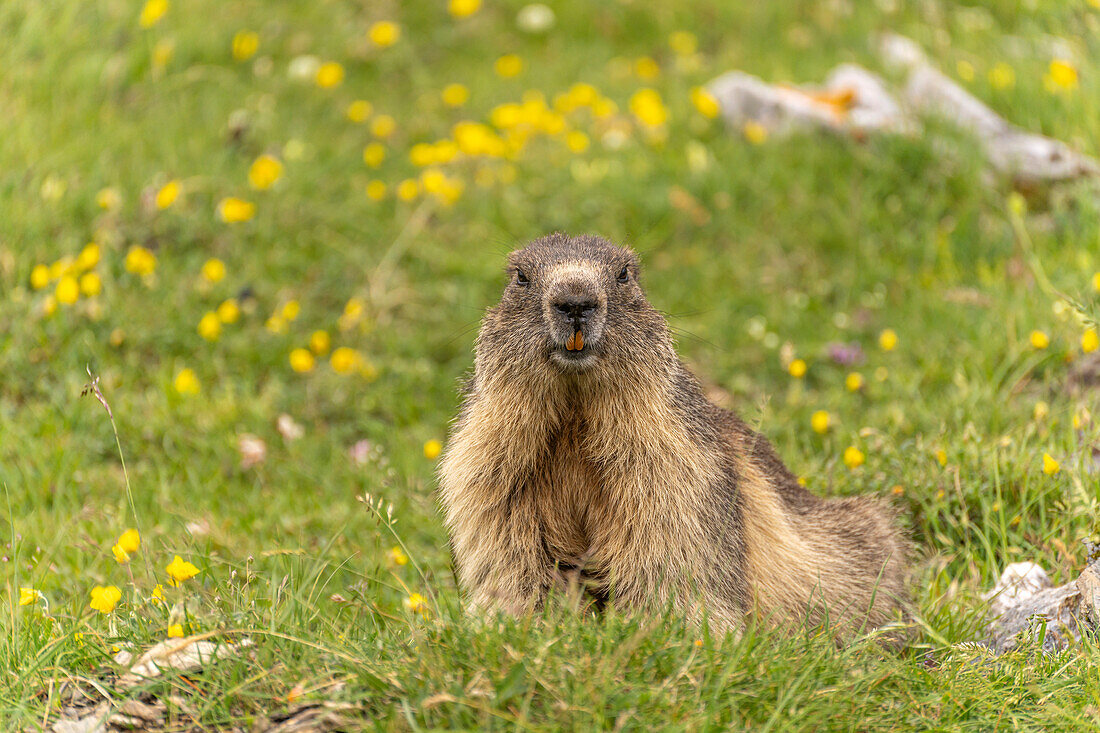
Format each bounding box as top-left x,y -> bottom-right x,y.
439,233 -> 908,633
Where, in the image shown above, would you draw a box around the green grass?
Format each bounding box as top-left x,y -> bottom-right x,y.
3,0 -> 1100,729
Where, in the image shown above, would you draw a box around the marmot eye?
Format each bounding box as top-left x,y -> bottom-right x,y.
616,265 -> 629,284
516,269 -> 529,286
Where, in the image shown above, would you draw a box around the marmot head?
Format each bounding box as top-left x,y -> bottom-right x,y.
476,233 -> 670,383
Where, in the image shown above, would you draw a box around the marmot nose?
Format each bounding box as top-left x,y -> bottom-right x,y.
552,296 -> 599,322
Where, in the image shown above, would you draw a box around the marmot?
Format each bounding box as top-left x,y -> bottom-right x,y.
439,233 -> 908,634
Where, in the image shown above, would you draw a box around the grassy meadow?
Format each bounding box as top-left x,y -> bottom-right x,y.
3,0 -> 1100,729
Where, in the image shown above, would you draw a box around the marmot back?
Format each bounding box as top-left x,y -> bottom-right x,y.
438,233 -> 908,635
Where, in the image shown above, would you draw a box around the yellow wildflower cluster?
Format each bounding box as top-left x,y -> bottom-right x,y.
30,242 -> 104,314
277,297 -> 376,379
195,259 -> 242,342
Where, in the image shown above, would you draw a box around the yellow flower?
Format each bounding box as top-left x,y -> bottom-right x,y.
409,143 -> 436,167
56,276 -> 79,305
118,529 -> 140,554
1042,452 -> 1060,475
629,88 -> 668,127
218,197 -> 255,223
423,439 -> 443,460
151,584 -> 165,603
878,328 -> 898,351
125,246 -> 157,275
281,300 -> 300,321
934,449 -> 947,467
198,312 -> 222,341
344,298 -> 364,319
690,87 -> 720,119
669,30 -> 698,56
810,410 -> 830,434
201,258 -> 227,283
248,155 -> 283,190
634,56 -> 660,80
363,142 -> 386,168
232,30 -> 259,61
153,39 -> 174,69
330,347 -> 362,374
167,624 -> 184,638
370,114 -> 396,139
217,299 -> 240,324
358,359 -> 379,382
845,372 -> 864,392
138,0 -> 168,29
988,63 -> 1015,89
76,242 -> 101,270
89,585 -> 122,614
442,83 -> 470,108
30,264 -> 50,289
1046,59 -> 1078,91
550,129 -> 586,156
289,348 -> 315,373
743,120 -> 768,144
1029,330 -> 1049,349
96,187 -> 122,210
166,555 -> 200,586
315,61 -> 345,88
49,258 -> 70,280
346,100 -> 373,122
494,54 -> 524,78
396,179 -> 419,201
403,592 -> 429,616
112,543 -> 131,564
43,296 -> 57,316
1083,329 -> 1099,354
173,368 -> 200,395
448,0 -> 481,18
387,546 -> 409,566
308,330 -> 332,356
956,60 -> 975,82
366,180 -> 387,200
155,180 -> 180,209
265,315 -> 287,334
843,446 -> 865,470
78,272 -> 101,297
592,97 -> 617,119
788,358 -> 807,378
368,21 -> 401,47
1093,272 -> 1100,292
420,168 -> 446,194
19,588 -> 42,606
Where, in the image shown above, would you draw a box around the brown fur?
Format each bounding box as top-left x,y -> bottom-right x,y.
438,233 -> 908,635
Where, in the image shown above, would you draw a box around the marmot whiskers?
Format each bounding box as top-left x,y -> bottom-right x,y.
439,233 -> 908,634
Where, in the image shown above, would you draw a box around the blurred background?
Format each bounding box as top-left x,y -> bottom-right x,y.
2,1 -> 1100,727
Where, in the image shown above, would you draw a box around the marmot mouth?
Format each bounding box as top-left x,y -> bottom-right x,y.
551,333 -> 597,368
565,330 -> 584,351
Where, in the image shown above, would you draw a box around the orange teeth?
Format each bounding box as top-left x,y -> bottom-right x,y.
566,331 -> 584,351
